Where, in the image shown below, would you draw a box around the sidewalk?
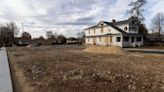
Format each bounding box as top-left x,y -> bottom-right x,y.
0,48 -> 13,92
124,48 -> 164,54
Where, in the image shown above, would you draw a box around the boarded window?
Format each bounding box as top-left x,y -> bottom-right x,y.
101,26 -> 103,33
99,37 -> 101,42
116,37 -> 121,42
110,36 -> 112,43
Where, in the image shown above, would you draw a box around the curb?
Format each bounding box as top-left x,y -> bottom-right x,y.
5,48 -> 14,92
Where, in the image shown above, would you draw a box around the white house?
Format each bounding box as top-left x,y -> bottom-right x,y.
84,17 -> 144,47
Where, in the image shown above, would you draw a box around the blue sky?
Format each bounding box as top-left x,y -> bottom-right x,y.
0,0 -> 163,38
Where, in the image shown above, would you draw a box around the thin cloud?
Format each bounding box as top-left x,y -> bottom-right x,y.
0,0 -> 163,38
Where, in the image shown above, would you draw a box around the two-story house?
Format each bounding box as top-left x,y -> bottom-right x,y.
84,17 -> 144,47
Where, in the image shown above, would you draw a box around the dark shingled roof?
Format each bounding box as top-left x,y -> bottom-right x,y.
112,17 -> 135,25
103,21 -> 127,34
84,21 -> 127,34
84,17 -> 140,35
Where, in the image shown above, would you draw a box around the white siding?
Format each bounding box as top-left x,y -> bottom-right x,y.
85,26 -> 121,37
85,38 -> 93,45
116,24 -> 139,34
117,24 -> 129,32
112,35 -> 123,47
84,20 -> 143,47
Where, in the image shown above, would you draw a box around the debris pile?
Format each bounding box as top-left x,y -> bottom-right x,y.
84,46 -> 125,54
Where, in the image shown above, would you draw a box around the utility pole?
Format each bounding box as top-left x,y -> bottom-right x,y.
22,22 -> 24,33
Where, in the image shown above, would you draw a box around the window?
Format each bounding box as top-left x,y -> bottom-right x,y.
94,29 -> 95,34
88,38 -> 89,42
132,21 -> 135,24
116,37 -> 121,42
124,27 -> 128,31
101,27 -> 103,33
137,37 -> 142,42
123,37 -> 129,42
99,37 -> 101,42
131,37 -> 135,42
129,27 -> 137,31
88,30 -> 90,34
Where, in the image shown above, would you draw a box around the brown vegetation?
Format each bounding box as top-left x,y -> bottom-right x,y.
8,45 -> 164,92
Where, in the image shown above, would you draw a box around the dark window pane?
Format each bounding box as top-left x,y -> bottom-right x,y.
123,37 -> 129,42
124,27 -> 128,31
116,37 -> 121,42
137,37 -> 142,42
131,37 -> 135,42
132,21 -> 135,24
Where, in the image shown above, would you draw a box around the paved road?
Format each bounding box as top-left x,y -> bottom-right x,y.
125,48 -> 164,54
0,48 -> 13,92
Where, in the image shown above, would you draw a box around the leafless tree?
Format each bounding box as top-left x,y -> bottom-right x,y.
46,30 -> 58,39
0,22 -> 19,47
7,22 -> 19,37
39,36 -> 44,40
46,31 -> 53,39
53,32 -> 58,39
57,34 -> 66,44
77,32 -> 85,43
151,12 -> 164,38
128,0 -> 147,22
77,31 -> 85,38
21,32 -> 32,39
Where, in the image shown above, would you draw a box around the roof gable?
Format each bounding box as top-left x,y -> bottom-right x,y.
113,17 -> 139,25
84,17 -> 139,34
103,21 -> 127,34
97,21 -> 108,27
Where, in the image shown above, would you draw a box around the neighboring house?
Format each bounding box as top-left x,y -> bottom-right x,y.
145,34 -> 164,42
66,38 -> 81,44
14,37 -> 32,46
84,17 -> 144,47
32,38 -> 58,45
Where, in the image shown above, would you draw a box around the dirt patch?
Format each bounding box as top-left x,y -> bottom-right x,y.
84,45 -> 125,54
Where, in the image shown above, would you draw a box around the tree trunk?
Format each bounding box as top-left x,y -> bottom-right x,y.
159,25 -> 161,41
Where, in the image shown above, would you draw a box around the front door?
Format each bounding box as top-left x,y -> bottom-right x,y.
131,37 -> 135,43
110,36 -> 112,43
105,36 -> 112,46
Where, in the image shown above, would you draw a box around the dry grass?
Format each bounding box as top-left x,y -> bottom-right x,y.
8,45 -> 164,92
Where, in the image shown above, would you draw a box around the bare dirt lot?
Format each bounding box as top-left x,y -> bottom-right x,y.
8,45 -> 164,92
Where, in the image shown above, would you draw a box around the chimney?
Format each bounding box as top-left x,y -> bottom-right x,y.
112,19 -> 116,23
